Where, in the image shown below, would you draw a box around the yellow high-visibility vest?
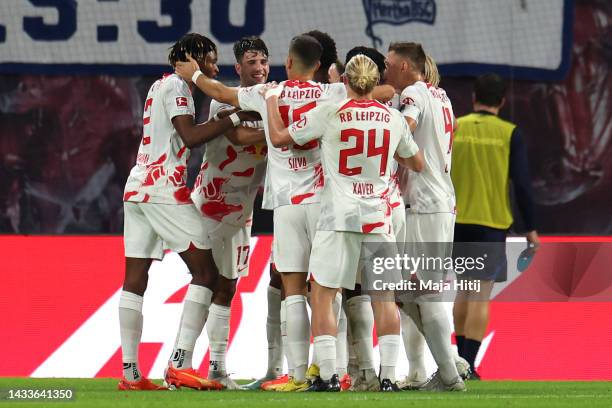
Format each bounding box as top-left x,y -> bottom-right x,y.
451,112 -> 516,229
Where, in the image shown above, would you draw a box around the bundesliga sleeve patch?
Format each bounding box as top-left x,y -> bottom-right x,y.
402,96 -> 415,106
176,97 -> 188,107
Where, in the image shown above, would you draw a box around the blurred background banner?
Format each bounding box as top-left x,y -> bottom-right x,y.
0,0 -> 571,78
0,0 -> 610,234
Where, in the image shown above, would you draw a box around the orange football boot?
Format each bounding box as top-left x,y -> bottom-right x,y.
261,374 -> 290,391
339,373 -> 352,391
117,377 -> 167,391
165,365 -> 223,390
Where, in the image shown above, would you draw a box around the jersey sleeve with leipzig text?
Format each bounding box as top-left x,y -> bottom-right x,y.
292,98 -> 417,234
191,98 -> 267,226
398,81 -> 456,213
238,80 -> 347,210
123,74 -> 194,205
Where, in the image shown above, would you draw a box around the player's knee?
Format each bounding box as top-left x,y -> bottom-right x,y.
269,268 -> 282,289
344,284 -> 362,300
213,277 -> 237,306
190,263 -> 219,288
122,274 -> 148,296
282,274 -> 307,296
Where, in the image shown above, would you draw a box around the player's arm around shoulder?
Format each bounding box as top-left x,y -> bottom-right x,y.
266,92 -> 329,148
265,95 -> 294,147
171,96 -> 257,148
260,83 -> 302,148
175,55 -> 240,107
372,84 -> 396,103
208,99 -> 264,146
393,111 -> 424,172
225,126 -> 266,146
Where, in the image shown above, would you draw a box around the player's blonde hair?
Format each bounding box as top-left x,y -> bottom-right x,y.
344,54 -> 380,95
424,54 -> 440,87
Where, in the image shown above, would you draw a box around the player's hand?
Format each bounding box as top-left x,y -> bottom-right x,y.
237,110 -> 262,122
526,230 -> 540,253
175,53 -> 200,82
259,82 -> 282,100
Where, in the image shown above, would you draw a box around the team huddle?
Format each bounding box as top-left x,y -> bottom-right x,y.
118,31 -> 469,393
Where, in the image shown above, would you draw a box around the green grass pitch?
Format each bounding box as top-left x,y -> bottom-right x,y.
0,378 -> 611,408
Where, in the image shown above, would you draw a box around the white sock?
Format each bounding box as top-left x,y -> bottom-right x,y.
285,295 -> 310,382
266,286 -> 283,378
400,307 -> 427,380
280,300 -> 294,377
310,293 -> 342,368
332,292 -> 342,322
346,295 -> 375,371
206,303 -> 231,377
119,291 -> 143,381
172,284 -> 213,369
417,301 -> 459,383
378,334 -> 400,382
336,306 -> 349,377
314,335 -> 337,381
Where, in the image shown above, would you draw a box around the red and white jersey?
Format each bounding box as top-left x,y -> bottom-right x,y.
288,99 -> 419,234
237,80 -> 347,210
384,92 -> 405,210
124,74 -> 194,204
191,99 -> 267,226
399,81 -> 456,213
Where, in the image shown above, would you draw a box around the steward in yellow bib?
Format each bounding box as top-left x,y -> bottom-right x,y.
450,73 -> 539,380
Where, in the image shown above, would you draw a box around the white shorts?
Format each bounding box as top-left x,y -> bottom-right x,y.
308,230 -> 396,290
404,212 -> 455,281
272,203 -> 320,272
404,212 -> 455,243
392,203 -> 407,242
203,218 -> 251,280
392,200 -> 407,256
123,202 -> 210,260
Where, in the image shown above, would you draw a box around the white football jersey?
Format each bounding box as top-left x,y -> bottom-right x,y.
288,99 -> 419,234
124,74 -> 195,204
237,80 -> 347,210
191,98 -> 267,226
385,93 -> 405,210
398,81 -> 456,213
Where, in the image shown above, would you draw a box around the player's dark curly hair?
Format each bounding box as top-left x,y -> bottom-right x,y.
345,46 -> 386,80
168,33 -> 217,67
304,30 -> 337,82
233,36 -> 269,63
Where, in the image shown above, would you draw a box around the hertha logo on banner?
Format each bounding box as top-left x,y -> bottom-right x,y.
176,97 -> 188,107
362,0 -> 436,47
